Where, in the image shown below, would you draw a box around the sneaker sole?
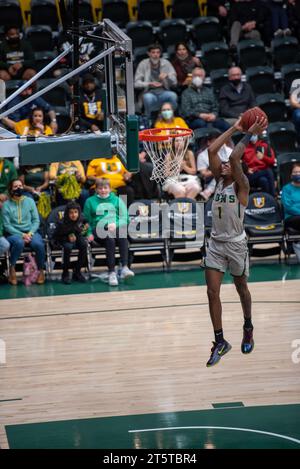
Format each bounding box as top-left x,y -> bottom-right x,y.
241,342 -> 255,354
206,343 -> 232,367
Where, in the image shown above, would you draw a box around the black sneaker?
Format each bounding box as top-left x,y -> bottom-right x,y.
206,340 -> 232,367
62,273 -> 72,284
241,327 -> 254,354
72,271 -> 87,282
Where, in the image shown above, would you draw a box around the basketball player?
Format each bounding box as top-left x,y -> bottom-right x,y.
204,116 -> 268,367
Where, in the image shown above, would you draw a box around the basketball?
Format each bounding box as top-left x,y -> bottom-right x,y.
240,107 -> 268,132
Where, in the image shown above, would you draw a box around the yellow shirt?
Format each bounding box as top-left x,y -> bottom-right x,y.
15,119 -> 53,137
155,116 -> 189,130
49,161 -> 86,183
86,155 -> 127,190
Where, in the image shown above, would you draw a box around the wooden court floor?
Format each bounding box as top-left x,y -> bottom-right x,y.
0,268 -> 300,448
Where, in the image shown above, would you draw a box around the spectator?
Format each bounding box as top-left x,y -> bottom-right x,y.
180,67 -> 230,132
197,130 -> 232,200
268,0 -> 291,36
281,162 -> 300,261
290,78 -> 300,137
19,164 -> 50,198
0,157 -> 18,202
4,84 -> 58,134
219,67 -> 256,124
2,179 -> 46,285
2,107 -> 53,137
86,155 -> 135,206
0,25 -> 36,82
281,162 -> 300,231
287,0 -> 300,40
84,178 -> 134,286
53,201 -> 88,284
229,0 -> 265,49
171,43 -> 202,93
155,102 -> 189,130
242,134 -> 276,196
49,160 -> 88,208
0,202 -> 10,281
134,44 -> 177,119
79,74 -> 104,133
163,140 -> 201,199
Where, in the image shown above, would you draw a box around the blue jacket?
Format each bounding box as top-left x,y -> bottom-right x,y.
2,196 -> 40,236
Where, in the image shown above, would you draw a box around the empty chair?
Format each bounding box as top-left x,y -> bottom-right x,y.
256,93 -> 287,122
271,36 -> 299,69
210,68 -> 229,97
37,80 -> 70,108
78,0 -> 94,22
126,21 -> 155,49
281,63 -> 300,98
159,19 -> 187,50
170,0 -> 200,21
192,17 -> 222,49
201,41 -> 230,72
237,39 -> 267,70
0,0 -> 23,28
246,66 -> 276,96
137,0 -> 165,24
101,0 -> 130,28
276,152 -> 300,189
34,51 -> 58,77
25,25 -> 53,52
133,46 -> 149,69
30,0 -> 60,30
244,192 -> 284,258
268,121 -> 298,154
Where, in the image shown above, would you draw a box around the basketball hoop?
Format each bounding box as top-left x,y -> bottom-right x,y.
139,128 -> 193,184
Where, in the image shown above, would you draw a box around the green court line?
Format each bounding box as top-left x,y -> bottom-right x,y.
212,402 -> 244,409
5,404 -> 300,449
1,263 -> 300,301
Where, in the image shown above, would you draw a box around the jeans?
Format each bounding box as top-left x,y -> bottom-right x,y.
269,3 -> 289,32
187,117 -> 230,133
7,233 -> 46,269
143,91 -> 178,117
247,168 -> 275,197
93,229 -> 129,272
0,236 -> 10,256
61,236 -> 88,273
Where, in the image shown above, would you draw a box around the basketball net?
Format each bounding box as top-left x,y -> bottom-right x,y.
139,128 -> 193,184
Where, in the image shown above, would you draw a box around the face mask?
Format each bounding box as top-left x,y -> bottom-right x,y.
7,37 -> 19,45
12,188 -> 23,197
192,76 -> 203,88
161,110 -> 173,120
231,79 -> 241,86
250,135 -> 258,144
291,174 -> 300,183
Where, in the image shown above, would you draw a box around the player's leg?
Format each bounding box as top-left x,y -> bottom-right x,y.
205,268 -> 232,367
233,275 -> 254,354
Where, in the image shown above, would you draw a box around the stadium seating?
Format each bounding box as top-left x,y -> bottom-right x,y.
237,39 -> 267,71
0,0 -> 23,29
201,41 -> 230,72
192,17 -> 222,49
30,0 -> 60,30
101,0 -> 130,28
210,68 -> 229,97
276,152 -> 300,189
268,121 -> 298,154
271,36 -> 300,69
159,19 -> 188,50
25,25 -> 54,52
169,0 -> 200,21
126,21 -> 156,49
281,63 -> 300,98
256,93 -> 287,122
245,66 -> 276,96
244,192 -> 284,259
136,0 -> 165,24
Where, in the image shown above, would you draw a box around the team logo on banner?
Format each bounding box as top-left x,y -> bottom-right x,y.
177,202 -> 190,214
253,197 -> 265,208
138,205 -> 149,217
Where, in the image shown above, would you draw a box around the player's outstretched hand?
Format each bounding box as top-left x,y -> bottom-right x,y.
233,117 -> 243,132
248,116 -> 268,135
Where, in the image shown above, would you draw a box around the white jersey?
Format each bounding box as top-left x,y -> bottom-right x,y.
211,178 -> 246,242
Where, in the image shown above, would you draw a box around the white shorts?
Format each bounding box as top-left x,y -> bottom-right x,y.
203,237 -> 249,277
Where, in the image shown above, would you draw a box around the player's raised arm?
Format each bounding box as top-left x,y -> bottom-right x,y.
229,116 -> 268,206
207,122 -> 239,180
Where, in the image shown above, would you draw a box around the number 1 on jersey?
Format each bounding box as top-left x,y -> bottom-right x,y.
218,206 -> 222,219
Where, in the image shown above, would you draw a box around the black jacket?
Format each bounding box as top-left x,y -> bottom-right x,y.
219,82 -> 256,118
53,202 -> 88,244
